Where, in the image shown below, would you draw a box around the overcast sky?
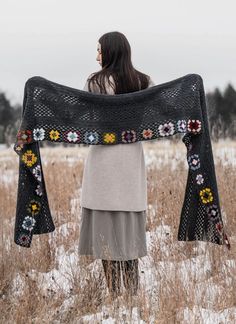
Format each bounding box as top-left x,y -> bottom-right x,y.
0,0 -> 236,106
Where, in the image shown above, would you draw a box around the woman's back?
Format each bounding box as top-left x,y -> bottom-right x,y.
80,75 -> 155,211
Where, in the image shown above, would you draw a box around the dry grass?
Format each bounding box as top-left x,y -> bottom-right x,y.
0,139 -> 235,323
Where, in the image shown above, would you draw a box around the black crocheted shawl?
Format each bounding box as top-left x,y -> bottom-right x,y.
13,73 -> 231,250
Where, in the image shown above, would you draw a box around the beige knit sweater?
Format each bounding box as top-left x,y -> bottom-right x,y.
80,74 -> 155,211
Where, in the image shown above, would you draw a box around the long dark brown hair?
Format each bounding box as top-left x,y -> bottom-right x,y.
87,31 -> 151,94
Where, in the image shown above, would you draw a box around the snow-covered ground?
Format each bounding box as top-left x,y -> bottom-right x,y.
1,140 -> 236,323
9,216 -> 236,322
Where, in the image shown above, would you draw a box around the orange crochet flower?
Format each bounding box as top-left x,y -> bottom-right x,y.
22,150 -> 37,167
103,132 -> 116,144
142,129 -> 153,139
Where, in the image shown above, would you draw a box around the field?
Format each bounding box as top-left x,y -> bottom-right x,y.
0,139 -> 236,323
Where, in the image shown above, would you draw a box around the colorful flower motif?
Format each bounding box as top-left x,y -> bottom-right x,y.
158,122 -> 175,136
199,187 -> 213,204
15,143 -> 24,152
35,184 -> 43,196
32,165 -> 42,182
196,173 -> 204,185
187,154 -> 200,170
18,233 -> 31,246
206,204 -> 219,221
103,132 -> 116,144
177,120 -> 187,133
187,119 -> 201,134
84,131 -> 99,144
22,216 -> 36,231
22,150 -> 37,167
49,129 -> 60,141
64,131 -> 80,143
17,130 -> 32,144
142,129 -> 154,139
27,200 -> 41,216
121,130 -> 137,143
33,128 -> 45,141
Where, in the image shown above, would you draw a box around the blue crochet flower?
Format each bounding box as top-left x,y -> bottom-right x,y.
187,154 -> 200,170
84,131 -> 99,144
22,216 -> 36,231
177,120 -> 187,132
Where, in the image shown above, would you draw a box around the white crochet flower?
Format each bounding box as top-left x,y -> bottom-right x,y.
158,122 -> 175,136
22,216 -> 36,231
66,131 -> 79,142
32,165 -> 42,182
35,184 -> 43,196
196,174 -> 204,185
33,128 -> 45,141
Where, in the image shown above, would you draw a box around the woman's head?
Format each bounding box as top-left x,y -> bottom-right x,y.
96,31 -> 132,70
88,31 -> 150,94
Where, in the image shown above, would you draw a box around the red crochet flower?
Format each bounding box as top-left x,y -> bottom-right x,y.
187,119 -> 201,134
18,233 -> 31,246
142,129 -> 154,139
17,130 -> 32,144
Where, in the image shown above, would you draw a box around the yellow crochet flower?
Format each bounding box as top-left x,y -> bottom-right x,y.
199,187 -> 213,204
22,150 -> 37,167
103,132 -> 116,144
49,129 -> 60,141
27,199 -> 41,216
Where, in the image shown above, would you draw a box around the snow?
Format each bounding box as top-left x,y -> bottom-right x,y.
177,305 -> 236,323
11,219 -> 233,322
1,142 -> 236,322
81,304 -> 147,323
143,139 -> 236,168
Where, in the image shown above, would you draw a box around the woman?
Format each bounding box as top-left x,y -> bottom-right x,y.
78,31 -> 155,298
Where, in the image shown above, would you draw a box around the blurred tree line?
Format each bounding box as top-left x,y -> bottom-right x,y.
206,83 -> 236,140
0,82 -> 236,146
0,92 -> 21,146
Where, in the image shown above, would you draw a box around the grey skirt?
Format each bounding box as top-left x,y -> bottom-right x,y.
78,207 -> 147,261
